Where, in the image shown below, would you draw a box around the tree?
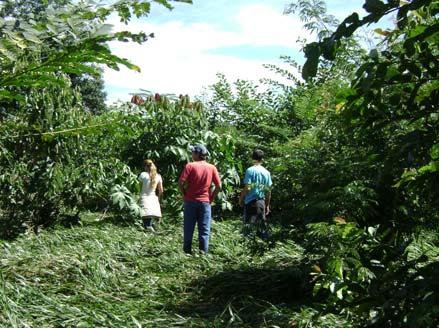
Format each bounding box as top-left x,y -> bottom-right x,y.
69,68 -> 107,114
0,0 -> 70,21
292,0 -> 439,325
0,0 -> 193,236
1,0 -> 108,113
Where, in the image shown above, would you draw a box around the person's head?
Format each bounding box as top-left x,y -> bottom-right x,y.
190,144 -> 209,161
143,159 -> 155,172
143,159 -> 158,184
252,148 -> 264,162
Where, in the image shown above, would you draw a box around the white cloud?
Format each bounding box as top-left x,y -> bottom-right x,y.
103,3 -> 307,103
105,52 -> 295,97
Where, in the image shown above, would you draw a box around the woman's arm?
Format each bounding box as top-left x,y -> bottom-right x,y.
157,180 -> 164,200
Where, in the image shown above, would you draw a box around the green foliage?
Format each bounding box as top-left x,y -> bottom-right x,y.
305,221 -> 376,302
69,68 -> 108,114
0,0 -> 194,236
283,0 -> 439,326
111,95 -> 240,216
284,0 -> 338,39
285,0 -> 366,84
0,0 -> 70,22
0,83 -> 139,237
110,184 -> 142,220
301,0 -> 437,80
204,73 -> 296,174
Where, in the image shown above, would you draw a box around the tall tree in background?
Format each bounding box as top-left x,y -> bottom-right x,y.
69,68 -> 107,114
1,0 -> 108,113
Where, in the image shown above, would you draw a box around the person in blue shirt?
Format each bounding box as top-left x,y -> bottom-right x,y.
239,149 -> 272,239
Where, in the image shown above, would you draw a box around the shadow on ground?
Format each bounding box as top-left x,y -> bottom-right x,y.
174,264 -> 311,325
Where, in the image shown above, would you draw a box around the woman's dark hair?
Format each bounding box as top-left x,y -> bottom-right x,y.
252,149 -> 264,161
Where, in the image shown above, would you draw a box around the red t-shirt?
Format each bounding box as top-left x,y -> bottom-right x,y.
179,161 -> 221,202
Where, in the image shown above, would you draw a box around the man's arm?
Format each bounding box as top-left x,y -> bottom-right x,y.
265,172 -> 273,215
210,184 -> 221,203
179,164 -> 190,197
239,185 -> 250,207
209,166 -> 222,203
179,180 -> 188,196
265,191 -> 271,216
239,168 -> 251,207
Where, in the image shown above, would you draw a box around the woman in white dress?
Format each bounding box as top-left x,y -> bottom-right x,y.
138,159 -> 163,231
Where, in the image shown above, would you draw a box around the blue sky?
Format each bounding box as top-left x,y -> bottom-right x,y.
104,0 -> 371,103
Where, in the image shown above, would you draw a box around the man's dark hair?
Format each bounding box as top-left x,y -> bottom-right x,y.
252,149 -> 264,161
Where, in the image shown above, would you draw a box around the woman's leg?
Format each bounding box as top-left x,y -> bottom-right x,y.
143,216 -> 153,229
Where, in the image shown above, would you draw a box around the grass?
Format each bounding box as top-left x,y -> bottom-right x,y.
0,212 -> 315,327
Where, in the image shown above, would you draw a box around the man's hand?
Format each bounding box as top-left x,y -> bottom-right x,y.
239,185 -> 249,208
265,205 -> 270,216
178,180 -> 188,197
210,185 -> 221,204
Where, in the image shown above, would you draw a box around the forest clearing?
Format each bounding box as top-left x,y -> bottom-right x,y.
1,0 -> 438,327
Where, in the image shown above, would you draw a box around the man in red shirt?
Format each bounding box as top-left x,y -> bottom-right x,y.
178,144 -> 221,254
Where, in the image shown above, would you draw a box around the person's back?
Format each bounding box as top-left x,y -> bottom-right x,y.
138,159 -> 163,231
180,161 -> 219,202
243,164 -> 271,204
239,148 -> 272,240
178,144 -> 221,254
139,171 -> 162,196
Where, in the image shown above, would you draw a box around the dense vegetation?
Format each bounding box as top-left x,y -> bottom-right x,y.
1,0 -> 438,326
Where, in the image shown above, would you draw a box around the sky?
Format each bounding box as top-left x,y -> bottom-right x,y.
103,0 -> 371,103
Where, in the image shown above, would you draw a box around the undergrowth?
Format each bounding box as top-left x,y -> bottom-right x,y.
0,213 -> 354,327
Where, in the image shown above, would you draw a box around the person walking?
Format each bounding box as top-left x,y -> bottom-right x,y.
138,159 -> 163,232
239,149 -> 272,239
178,144 -> 221,254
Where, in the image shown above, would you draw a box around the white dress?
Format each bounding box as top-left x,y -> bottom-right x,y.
138,172 -> 162,217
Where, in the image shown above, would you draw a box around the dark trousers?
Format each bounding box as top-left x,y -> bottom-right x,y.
243,199 -> 268,239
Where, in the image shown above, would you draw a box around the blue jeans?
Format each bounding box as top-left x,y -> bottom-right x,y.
183,201 -> 212,254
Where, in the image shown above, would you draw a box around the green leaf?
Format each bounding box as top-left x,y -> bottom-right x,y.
374,28 -> 391,36
302,42 -> 320,80
369,49 -> 379,60
328,258 -> 344,279
430,144 -> 439,160
337,13 -> 360,38
22,31 -> 42,44
321,37 -> 337,61
419,161 -> 438,174
363,0 -> 386,14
